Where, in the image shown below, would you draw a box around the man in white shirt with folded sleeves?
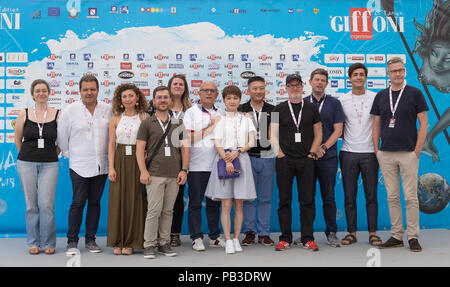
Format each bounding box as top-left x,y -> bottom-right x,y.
57,75 -> 112,256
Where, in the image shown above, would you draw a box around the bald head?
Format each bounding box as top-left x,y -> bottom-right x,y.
199,81 -> 218,109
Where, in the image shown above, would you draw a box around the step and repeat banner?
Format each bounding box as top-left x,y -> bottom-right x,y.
0,0 -> 448,236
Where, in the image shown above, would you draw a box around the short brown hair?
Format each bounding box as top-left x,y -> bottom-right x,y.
310,68 -> 328,81
112,83 -> 149,114
222,85 -> 242,100
30,79 -> 50,99
153,86 -> 170,98
79,74 -> 99,90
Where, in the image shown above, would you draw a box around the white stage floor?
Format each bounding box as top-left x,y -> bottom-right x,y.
1,229 -> 449,267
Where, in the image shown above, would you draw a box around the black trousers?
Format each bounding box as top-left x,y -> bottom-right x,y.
171,184 -> 185,234
339,151 -> 379,233
276,156 -> 315,245
313,156 -> 338,236
67,169 -> 107,244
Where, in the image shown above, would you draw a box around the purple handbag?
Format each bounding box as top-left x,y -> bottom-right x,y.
217,152 -> 241,179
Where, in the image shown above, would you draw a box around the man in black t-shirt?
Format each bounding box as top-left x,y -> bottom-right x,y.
370,57 -> 428,252
270,74 -> 322,252
238,76 -> 276,246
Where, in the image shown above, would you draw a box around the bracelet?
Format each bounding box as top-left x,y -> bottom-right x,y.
321,144 -> 328,152
309,152 -> 317,158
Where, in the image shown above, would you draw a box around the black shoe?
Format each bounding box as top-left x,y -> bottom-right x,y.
379,237 -> 404,249
408,238 -> 422,252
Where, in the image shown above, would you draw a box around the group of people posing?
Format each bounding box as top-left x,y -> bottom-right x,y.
14,57 -> 428,259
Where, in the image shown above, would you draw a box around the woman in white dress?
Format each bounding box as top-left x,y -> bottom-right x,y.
107,83 -> 149,255
205,85 -> 257,254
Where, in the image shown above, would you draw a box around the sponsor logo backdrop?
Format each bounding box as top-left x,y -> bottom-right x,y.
0,0 -> 448,236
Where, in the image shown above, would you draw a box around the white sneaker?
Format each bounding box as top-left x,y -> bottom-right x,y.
209,237 -> 226,248
192,238 -> 206,251
233,238 -> 242,252
225,240 -> 235,254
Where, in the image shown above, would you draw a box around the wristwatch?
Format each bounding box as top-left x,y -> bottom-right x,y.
237,149 -> 242,154
309,152 -> 317,159
181,169 -> 189,174
321,144 -> 328,152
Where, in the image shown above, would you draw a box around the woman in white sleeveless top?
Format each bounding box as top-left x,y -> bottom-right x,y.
107,83 -> 149,255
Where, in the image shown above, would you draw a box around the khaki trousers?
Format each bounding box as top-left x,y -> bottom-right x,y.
143,176 -> 179,248
376,151 -> 420,241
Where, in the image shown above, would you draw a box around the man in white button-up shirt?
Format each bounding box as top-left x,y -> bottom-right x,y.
57,75 -> 112,255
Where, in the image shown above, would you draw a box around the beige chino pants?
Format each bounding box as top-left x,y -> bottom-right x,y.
143,176 -> 179,248
376,151 -> 420,241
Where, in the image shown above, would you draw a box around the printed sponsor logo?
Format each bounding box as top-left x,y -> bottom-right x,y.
367,79 -> 387,89
346,54 -> 365,63
324,54 -> 345,64
6,107 -> 20,118
191,80 -> 203,87
240,71 -> 256,79
6,52 -> 27,63
367,67 -> 386,77
169,63 -> 184,69
120,62 -> 132,70
330,8 -> 405,40
325,67 -> 345,77
6,94 -> 23,104
118,71 -> 134,79
366,54 -> 385,64
330,79 -> 345,89
6,79 -> 24,89
6,67 -> 26,77
208,63 -> 220,70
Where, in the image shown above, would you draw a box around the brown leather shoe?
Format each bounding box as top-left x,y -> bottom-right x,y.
379,237 -> 404,249
170,234 -> 181,247
29,246 -> 40,255
408,238 -> 422,252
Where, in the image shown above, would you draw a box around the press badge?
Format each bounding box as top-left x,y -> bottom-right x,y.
389,118 -> 396,128
295,132 -> 302,143
38,138 -> 44,149
125,145 -> 132,156
165,146 -> 171,157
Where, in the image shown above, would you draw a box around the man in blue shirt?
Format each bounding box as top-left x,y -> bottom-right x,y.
295,68 -> 345,248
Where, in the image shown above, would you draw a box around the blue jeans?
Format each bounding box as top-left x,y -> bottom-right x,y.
17,160 -> 59,248
243,156 -> 275,236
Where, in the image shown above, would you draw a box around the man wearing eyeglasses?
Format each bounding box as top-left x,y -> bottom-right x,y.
371,57 -> 428,252
270,74 -> 322,252
300,68 -> 345,248
136,86 -> 189,259
183,81 -> 226,251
